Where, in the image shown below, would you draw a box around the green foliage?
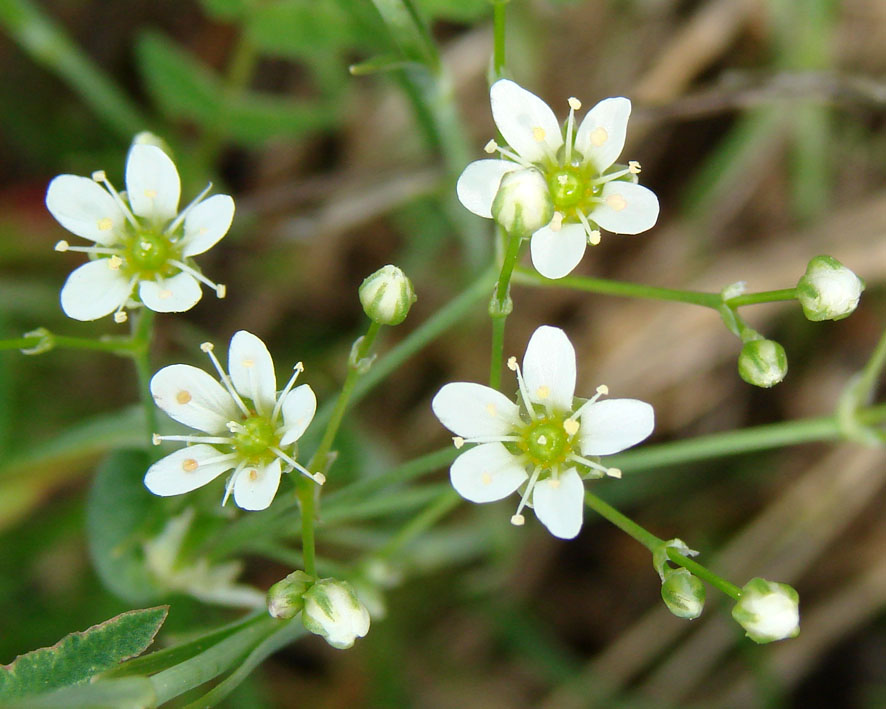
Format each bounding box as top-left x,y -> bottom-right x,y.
0,678 -> 156,709
0,607 -> 166,701
198,0 -> 255,20
245,0 -> 361,58
136,32 -> 335,145
414,0 -> 491,21
86,450 -> 161,604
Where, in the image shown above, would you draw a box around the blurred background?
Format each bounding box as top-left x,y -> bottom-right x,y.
0,0 -> 885,706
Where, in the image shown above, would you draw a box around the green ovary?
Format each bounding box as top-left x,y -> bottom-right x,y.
234,415 -> 278,463
124,230 -> 176,277
521,417 -> 570,466
548,169 -> 584,209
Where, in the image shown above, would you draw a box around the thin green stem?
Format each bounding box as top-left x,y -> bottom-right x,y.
490,231 -> 522,388
492,0 -> 509,80
296,478 -> 317,577
375,488 -> 460,560
0,331 -> 138,354
726,288 -> 797,307
668,550 -> 742,600
130,309 -> 156,449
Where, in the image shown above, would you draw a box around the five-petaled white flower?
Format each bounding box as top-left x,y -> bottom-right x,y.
457,80 -> 659,279
46,142 -> 233,323
431,326 -> 654,539
145,330 -> 323,511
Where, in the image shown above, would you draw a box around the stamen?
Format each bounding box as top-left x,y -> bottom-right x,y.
92,170 -> 139,229
54,243 -> 120,257
628,160 -> 641,174
152,433 -> 232,445
460,435 -> 521,445
54,240 -> 69,252
167,259 -> 225,298
576,211 -> 600,245
166,182 -> 213,235
222,461 -> 248,506
510,514 -> 525,526
569,383 -> 609,421
565,97 -> 581,163
484,139 -> 498,154
563,419 -> 580,436
549,211 -> 564,232
508,355 -> 538,420
567,453 -> 610,476
202,344 -> 250,416
112,276 -> 137,324
590,166 -> 633,185
271,362 -> 305,422
152,433 -> 162,445
270,446 -> 324,484
452,436 -> 465,449
113,310 -> 128,324
513,466 -> 543,522
607,467 -> 622,479
226,420 -> 247,434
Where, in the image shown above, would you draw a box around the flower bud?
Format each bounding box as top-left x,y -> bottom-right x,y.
661,568 -> 705,619
731,577 -> 799,643
266,570 -> 313,619
359,265 -> 416,326
738,339 -> 787,388
491,168 -> 553,236
131,131 -> 173,156
796,255 -> 864,322
301,578 -> 370,649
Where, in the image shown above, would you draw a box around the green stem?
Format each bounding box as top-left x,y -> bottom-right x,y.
375,488 -> 460,560
667,550 -> 742,600
726,288 -> 797,307
492,0 -> 508,80
130,309 -> 156,449
489,231 -> 522,388
0,331 -> 138,354
837,324 -> 886,444
0,0 -> 143,138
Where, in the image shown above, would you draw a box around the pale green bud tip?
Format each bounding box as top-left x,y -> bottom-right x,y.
301,578 -> 371,649
738,339 -> 787,388
266,570 -> 313,619
131,131 -> 172,155
491,168 -> 553,236
358,265 -> 416,326
661,568 -> 705,620
797,255 -> 864,322
732,577 -> 799,643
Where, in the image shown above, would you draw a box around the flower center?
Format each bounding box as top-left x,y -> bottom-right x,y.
521,417 -> 570,466
125,230 -> 175,276
233,415 -> 278,463
547,169 -> 585,210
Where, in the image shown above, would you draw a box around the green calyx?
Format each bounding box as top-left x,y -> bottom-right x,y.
233,415 -> 279,462
520,416 -> 571,466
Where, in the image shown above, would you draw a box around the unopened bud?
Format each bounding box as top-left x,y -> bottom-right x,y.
732,577 -> 799,643
266,570 -> 313,619
131,131 -> 173,156
661,568 -> 705,619
301,578 -> 370,649
738,339 -> 787,388
359,265 -> 416,326
491,168 -> 553,236
796,255 -> 864,322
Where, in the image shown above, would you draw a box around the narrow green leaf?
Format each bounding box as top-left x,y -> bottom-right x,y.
0,607 -> 167,701
371,0 -> 439,67
0,677 -> 156,709
87,450 -> 162,604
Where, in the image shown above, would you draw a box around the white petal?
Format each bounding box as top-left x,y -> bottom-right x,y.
529,223 -> 587,279
228,331 -> 276,415
144,444 -> 232,496
45,175 -> 125,246
125,144 -> 181,222
522,326 -> 576,412
449,443 -> 528,503
181,194 -> 235,256
139,272 -> 202,313
59,259 -> 132,321
532,467 -> 584,539
432,382 -> 521,437
574,97 -> 631,172
151,364 -> 239,434
456,159 -> 518,218
234,458 -> 282,511
591,182 -> 659,235
490,79 -> 564,164
579,398 -> 654,456
280,384 -> 316,445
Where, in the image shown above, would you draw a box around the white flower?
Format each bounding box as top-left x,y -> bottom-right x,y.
46,142 -> 233,323
301,578 -> 371,650
732,577 -> 800,643
796,255 -> 864,321
431,325 -> 654,539
145,330 -> 323,511
457,80 -> 659,279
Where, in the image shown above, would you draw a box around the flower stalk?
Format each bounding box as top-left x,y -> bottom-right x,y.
489,228 -> 522,389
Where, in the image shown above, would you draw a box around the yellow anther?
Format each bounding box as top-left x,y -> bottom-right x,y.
54,240 -> 69,252
200,342 -> 214,352
216,284 -> 227,299
596,384 -> 609,396
114,311 -> 128,324
91,170 -> 106,182
628,160 -> 641,174
507,356 -> 518,371
484,139 -> 498,154
144,189 -> 158,199
607,467 -> 622,479
481,472 -> 492,486
159,289 -> 172,300
532,126 -> 546,142
568,96 -> 582,111
486,403 -> 497,416
97,217 -> 113,231
590,127 -> 608,147
535,385 -> 550,399
182,458 -> 199,473
453,436 -> 465,449
294,362 -> 305,372
152,433 -> 162,445
108,255 -> 123,270
588,229 -> 601,245
176,390 -> 192,405
549,211 -> 564,232
510,514 -> 525,526
315,473 -> 326,485
563,419 -> 580,436
606,194 -> 627,211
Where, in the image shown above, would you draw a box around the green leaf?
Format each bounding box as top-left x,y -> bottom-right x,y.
136,31 -> 334,144
87,450 -> 162,604
0,607 -> 167,701
198,0 -> 254,20
246,0 -> 359,57
415,0 -> 491,21
0,678 -> 156,709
